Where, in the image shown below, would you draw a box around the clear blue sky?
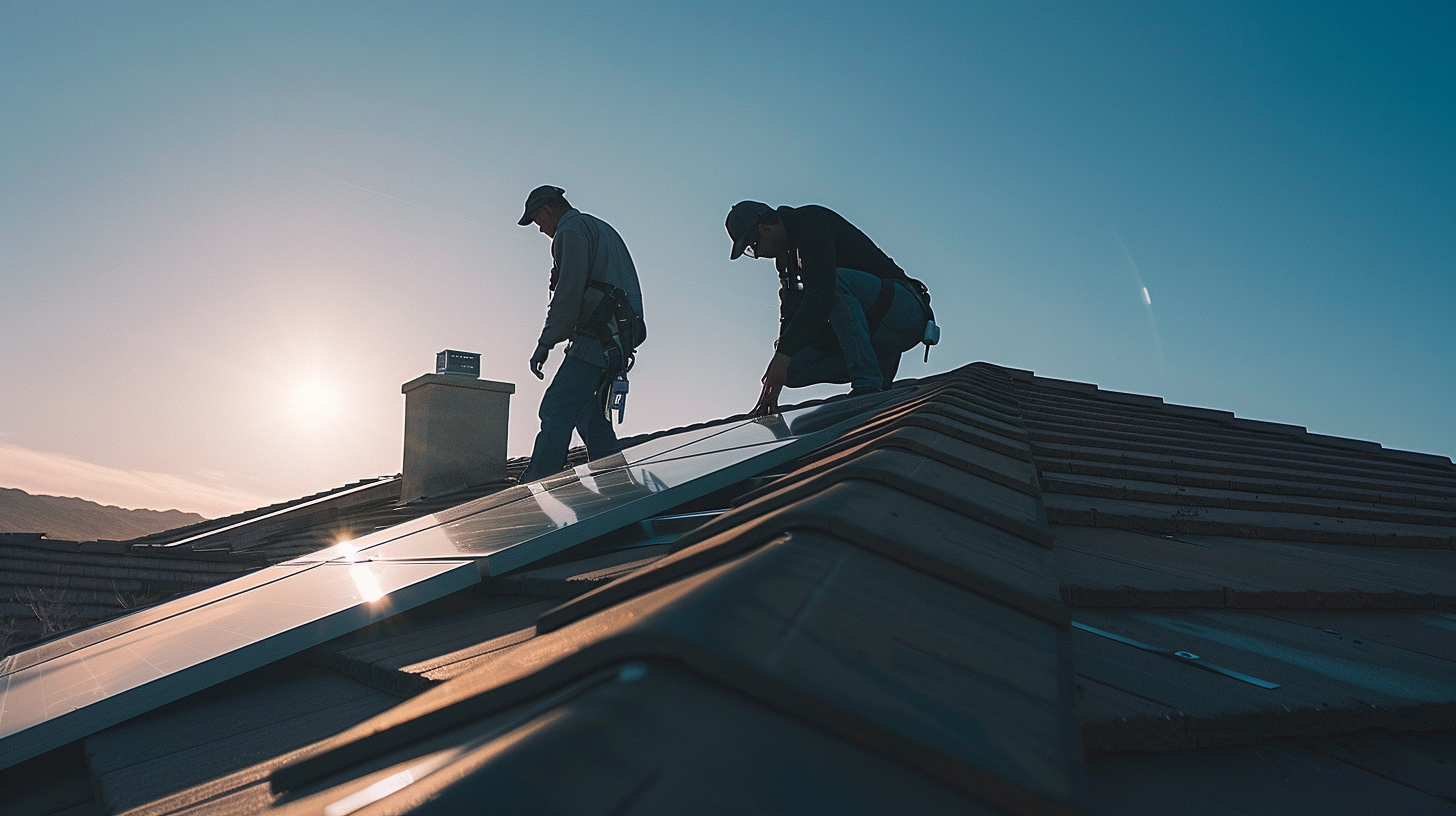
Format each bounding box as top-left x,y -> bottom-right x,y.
2,1 -> 1452,516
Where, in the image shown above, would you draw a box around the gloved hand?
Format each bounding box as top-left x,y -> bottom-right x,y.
529,344 -> 549,380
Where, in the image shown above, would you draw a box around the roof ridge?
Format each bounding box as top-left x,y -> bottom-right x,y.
996,365 -> 1453,470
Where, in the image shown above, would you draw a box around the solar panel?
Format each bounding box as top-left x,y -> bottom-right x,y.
278,418 -> 791,566
290,403 -> 872,573
366,439 -> 799,573
0,391 -> 905,770
0,559 -> 479,769
0,563 -> 315,677
288,412 -> 808,566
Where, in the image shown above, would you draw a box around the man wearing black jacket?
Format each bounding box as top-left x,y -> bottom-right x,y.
725,201 -> 932,416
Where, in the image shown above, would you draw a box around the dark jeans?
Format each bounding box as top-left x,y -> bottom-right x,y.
786,267 -> 928,391
521,355 -> 619,482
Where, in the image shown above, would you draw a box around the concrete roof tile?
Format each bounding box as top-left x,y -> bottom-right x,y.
1053,525 -> 1456,609
275,532 -> 1086,813
1073,608 -> 1456,751
1088,734 -> 1456,814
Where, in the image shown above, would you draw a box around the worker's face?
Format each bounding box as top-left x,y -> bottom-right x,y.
531,206 -> 561,238
752,221 -> 788,259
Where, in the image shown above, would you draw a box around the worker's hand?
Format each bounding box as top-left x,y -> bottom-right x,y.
529,344 -> 549,380
749,352 -> 791,417
762,352 -> 790,392
749,383 -> 781,418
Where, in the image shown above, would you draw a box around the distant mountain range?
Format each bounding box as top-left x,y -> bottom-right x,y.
0,487 -> 206,542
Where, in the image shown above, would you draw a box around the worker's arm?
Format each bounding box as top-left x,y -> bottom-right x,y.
537,223 -> 590,350
772,215 -> 837,359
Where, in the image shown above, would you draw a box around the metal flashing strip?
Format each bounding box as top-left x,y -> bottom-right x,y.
1071,621 -> 1281,689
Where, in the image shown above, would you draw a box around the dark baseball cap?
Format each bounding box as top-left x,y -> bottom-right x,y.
726,200 -> 772,259
518,185 -> 566,226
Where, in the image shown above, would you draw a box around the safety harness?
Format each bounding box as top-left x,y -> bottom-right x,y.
576,279 -> 645,423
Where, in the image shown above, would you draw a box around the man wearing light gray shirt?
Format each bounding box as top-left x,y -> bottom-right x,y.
518,185 -> 645,483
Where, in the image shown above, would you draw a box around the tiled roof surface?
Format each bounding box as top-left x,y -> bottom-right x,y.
995,370 -> 1456,812
3,361 -> 1455,815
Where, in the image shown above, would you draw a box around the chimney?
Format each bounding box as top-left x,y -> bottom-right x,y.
400,351 -> 516,503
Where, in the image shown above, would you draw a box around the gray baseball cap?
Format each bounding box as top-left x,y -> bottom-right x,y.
726,200 -> 772,259
518,185 -> 566,226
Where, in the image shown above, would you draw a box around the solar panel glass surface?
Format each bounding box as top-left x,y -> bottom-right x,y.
288,413 -> 803,565
0,560 -> 478,768
364,440 -> 795,568
0,563 -> 315,678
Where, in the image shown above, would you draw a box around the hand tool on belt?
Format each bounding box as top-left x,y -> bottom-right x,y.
575,280 -> 646,423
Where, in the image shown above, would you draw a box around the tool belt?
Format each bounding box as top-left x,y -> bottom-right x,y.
576,280 -> 645,422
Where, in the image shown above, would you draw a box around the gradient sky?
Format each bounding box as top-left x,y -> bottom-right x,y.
2,1 -> 1452,517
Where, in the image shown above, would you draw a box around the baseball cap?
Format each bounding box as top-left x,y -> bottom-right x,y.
518,185 -> 566,226
726,200 -> 772,259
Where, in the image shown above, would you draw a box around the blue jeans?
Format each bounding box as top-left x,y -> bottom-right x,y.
521,354 -> 619,482
786,267 -> 928,391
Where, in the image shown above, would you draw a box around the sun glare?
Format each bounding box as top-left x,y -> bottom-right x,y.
349,563 -> 386,602
284,376 -> 345,428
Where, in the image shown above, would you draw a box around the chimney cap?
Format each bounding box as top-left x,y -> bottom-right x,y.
402,374 -> 514,395
436,349 -> 481,377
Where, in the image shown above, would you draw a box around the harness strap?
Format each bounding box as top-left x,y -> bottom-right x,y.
581,280 -> 643,350
865,277 -> 897,334
577,279 -> 644,423
866,276 -> 938,362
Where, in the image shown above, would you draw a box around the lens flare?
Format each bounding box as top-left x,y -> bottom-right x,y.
348,563 -> 385,602
1117,234 -> 1166,380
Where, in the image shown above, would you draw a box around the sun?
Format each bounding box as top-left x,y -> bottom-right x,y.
283,376 -> 344,429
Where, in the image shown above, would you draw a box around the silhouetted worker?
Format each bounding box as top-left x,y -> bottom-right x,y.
725,201 -> 935,417
519,186 -> 645,483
